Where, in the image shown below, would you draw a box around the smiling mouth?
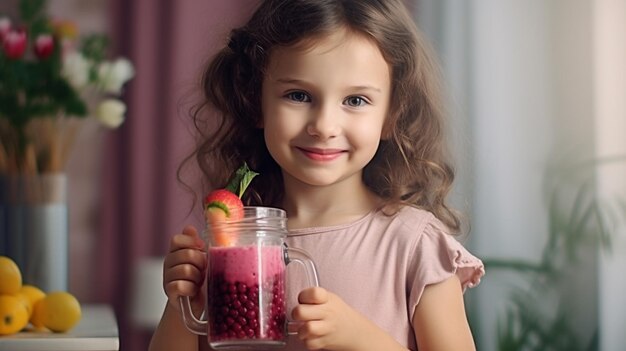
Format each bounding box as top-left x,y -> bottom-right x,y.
297,147 -> 346,161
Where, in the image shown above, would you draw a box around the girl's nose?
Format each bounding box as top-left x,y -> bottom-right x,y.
306,103 -> 340,139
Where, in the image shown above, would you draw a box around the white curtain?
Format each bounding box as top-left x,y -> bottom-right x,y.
415,1 -> 626,350
593,1 -> 626,348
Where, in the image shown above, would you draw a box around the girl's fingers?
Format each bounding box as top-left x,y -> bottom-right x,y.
169,226 -> 205,252
163,261 -> 205,310
292,288 -> 331,321
181,225 -> 199,237
163,247 -> 206,271
297,320 -> 330,340
162,250 -> 206,300
162,227 -> 207,299
165,279 -> 200,298
293,288 -> 333,321
163,262 -> 205,286
182,225 -> 205,247
298,287 -> 329,305
162,226 -> 208,312
292,302 -> 326,322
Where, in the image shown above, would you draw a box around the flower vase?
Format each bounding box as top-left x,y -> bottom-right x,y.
0,173 -> 69,292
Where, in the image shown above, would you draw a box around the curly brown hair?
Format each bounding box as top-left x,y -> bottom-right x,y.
179,0 -> 461,233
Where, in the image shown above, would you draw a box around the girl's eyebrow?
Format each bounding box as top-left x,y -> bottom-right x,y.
350,85 -> 383,93
275,78 -> 311,86
275,78 -> 383,93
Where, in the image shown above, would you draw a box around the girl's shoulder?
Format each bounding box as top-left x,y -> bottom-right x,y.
388,206 -> 484,291
375,205 -> 484,287
372,205 -> 449,240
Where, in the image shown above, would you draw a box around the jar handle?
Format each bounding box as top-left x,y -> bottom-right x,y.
283,243 -> 320,335
179,296 -> 207,335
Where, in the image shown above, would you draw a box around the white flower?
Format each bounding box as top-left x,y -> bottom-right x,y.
97,58 -> 135,94
95,99 -> 126,128
61,52 -> 90,89
0,17 -> 11,37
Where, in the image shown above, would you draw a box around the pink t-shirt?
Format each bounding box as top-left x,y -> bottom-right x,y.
283,206 -> 484,351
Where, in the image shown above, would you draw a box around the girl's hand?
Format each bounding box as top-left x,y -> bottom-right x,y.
291,287 -> 381,351
162,225 -> 207,314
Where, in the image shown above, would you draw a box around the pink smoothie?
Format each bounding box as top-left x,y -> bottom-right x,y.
208,245 -> 286,344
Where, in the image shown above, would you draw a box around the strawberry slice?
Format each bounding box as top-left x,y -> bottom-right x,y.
203,163 -> 258,246
204,189 -> 245,222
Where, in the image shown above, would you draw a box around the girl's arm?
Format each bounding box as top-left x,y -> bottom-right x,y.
291,287 -> 409,351
149,303 -> 198,351
412,275 -> 477,350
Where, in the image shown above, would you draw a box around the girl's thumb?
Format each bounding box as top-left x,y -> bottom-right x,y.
182,225 -> 204,248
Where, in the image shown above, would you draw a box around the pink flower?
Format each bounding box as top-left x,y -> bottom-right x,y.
34,34 -> 54,59
0,17 -> 11,43
2,29 -> 27,59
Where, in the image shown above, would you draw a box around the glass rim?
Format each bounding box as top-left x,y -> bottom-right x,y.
242,206 -> 286,219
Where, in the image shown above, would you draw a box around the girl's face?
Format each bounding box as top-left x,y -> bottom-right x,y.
261,30 -> 391,190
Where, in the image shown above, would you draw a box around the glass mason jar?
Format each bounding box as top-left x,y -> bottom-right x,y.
180,206 -> 319,349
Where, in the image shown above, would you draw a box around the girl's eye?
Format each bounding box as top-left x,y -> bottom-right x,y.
345,96 -> 368,107
286,91 -> 311,103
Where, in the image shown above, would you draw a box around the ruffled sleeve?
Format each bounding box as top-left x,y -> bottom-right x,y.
407,214 -> 484,314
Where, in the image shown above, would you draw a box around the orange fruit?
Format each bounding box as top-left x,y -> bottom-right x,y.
0,256 -> 22,294
19,285 -> 46,318
31,291 -> 81,332
29,300 -> 46,329
0,294 -> 29,335
13,293 -> 32,317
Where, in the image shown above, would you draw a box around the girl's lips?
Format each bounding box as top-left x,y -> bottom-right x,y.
297,147 -> 346,161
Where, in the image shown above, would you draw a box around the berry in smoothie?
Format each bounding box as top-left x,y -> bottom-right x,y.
208,245 -> 286,343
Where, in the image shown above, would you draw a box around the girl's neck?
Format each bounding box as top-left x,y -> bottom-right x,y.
281,175 -> 382,229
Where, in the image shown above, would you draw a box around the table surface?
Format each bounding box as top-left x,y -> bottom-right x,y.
0,304 -> 119,351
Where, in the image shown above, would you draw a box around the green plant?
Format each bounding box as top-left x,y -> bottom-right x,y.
476,158 -> 625,351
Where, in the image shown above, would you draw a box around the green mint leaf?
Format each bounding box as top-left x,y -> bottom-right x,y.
238,168 -> 259,198
224,163 -> 259,198
224,165 -> 245,194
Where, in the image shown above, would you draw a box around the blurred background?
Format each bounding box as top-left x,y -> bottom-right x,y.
1,0 -> 625,350
416,2 -> 625,350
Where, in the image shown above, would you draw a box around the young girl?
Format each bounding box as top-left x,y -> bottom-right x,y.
150,0 -> 484,350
